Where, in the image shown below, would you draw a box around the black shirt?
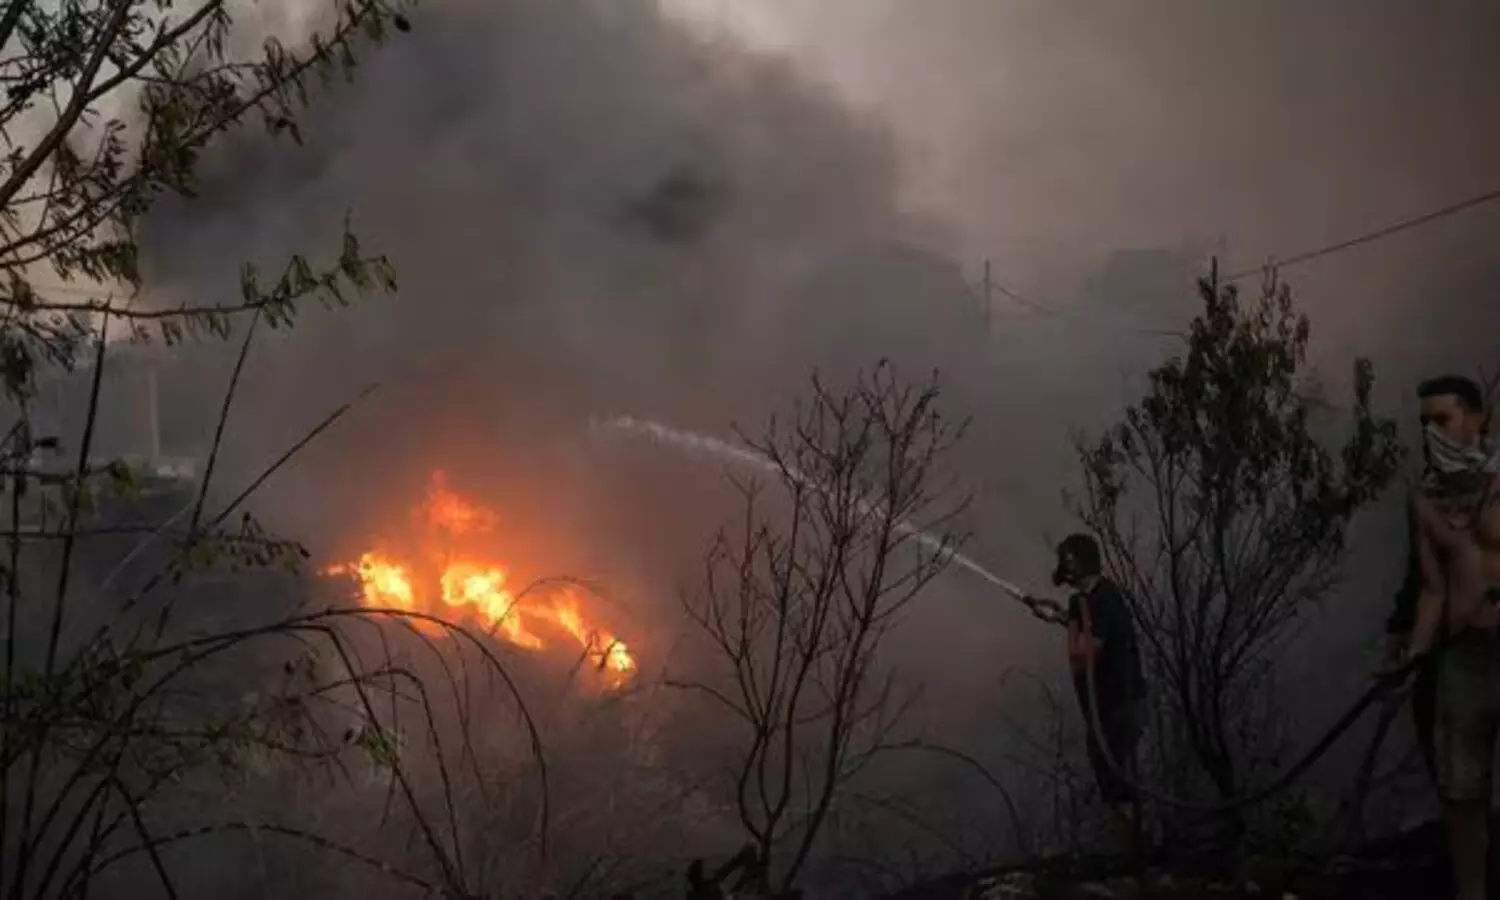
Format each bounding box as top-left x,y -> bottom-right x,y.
1067,577 -> 1147,711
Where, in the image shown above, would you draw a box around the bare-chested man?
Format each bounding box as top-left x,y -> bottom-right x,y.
1402,374 -> 1499,900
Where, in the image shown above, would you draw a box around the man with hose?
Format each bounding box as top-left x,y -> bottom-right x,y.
1398,374 -> 1500,900
1050,533 -> 1149,863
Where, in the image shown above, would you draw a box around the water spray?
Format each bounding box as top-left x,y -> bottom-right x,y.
589,414 -> 1043,610
590,419 -> 1433,811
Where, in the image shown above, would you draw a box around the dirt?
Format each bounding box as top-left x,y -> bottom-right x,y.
880,821 -> 1448,900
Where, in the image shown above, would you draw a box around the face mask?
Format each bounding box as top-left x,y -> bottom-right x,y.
1422,423 -> 1499,498
1424,423 -> 1487,476
1051,553 -> 1075,587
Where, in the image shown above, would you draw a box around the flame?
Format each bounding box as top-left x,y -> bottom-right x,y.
324,472 -> 636,687
424,471 -> 496,536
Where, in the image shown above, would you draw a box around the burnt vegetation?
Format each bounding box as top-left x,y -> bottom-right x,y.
0,0 -> 543,897
1071,264 -> 1405,852
671,365 -> 975,895
0,1 -> 1477,899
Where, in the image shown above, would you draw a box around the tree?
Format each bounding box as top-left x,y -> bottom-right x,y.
0,0 -> 413,356
1071,264 -> 1402,841
0,2 -> 550,898
674,364 -> 970,896
1481,364 -> 1500,437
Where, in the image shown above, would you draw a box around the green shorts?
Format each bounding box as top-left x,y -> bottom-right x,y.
1435,627 -> 1500,804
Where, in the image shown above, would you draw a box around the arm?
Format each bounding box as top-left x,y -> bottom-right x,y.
1072,587 -> 1124,666
1476,473 -> 1500,631
1408,497 -> 1447,657
1066,617 -> 1084,660
1064,596 -> 1092,664
1072,626 -> 1102,659
1480,471 -> 1500,549
1022,592 -> 1068,624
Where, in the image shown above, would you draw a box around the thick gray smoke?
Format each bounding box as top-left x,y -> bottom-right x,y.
94,0 -> 1500,890
709,2 -> 1500,799
139,0 -> 991,568
126,3 -> 1017,888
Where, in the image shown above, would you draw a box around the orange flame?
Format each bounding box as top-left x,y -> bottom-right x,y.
324,472 -> 636,687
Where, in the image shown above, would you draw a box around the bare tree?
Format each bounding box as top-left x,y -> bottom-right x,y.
1071,264 -> 1402,842
673,364 -> 970,896
1479,363 -> 1500,438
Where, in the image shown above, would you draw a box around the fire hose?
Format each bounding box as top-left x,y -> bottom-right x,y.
596,415 -> 1441,813
1009,588 -> 1445,815
1052,480 -> 1496,814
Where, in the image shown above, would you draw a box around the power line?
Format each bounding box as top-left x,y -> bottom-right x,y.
1223,184 -> 1500,282
973,183 -> 1500,338
965,262 -> 1185,339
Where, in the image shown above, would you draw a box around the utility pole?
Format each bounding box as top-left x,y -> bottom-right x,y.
981,258 -> 992,337
144,362 -> 161,462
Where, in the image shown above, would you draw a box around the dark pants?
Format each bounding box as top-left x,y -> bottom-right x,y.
1084,694 -> 1144,806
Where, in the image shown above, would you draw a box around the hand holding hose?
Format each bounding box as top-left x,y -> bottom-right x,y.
1374,637 -> 1416,703
1374,651 -> 1417,698
1020,594 -> 1067,625
1003,573 -> 1406,813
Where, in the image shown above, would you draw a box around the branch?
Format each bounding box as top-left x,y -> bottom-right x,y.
0,0 -> 135,209
79,820 -> 451,896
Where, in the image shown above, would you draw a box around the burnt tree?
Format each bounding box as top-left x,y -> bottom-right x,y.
1071,264 -> 1401,841
677,363 -> 969,894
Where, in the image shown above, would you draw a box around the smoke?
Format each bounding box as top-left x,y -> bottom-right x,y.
140,0 -> 993,536
594,414 -> 1031,600
118,2 -> 1021,887
679,0 -> 1500,766
695,3 -> 1500,272
93,0 -> 1500,887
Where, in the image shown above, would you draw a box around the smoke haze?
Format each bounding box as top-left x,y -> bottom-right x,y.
81,0 -> 1500,887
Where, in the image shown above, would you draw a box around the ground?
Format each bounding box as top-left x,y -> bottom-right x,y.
881,821 -> 1447,900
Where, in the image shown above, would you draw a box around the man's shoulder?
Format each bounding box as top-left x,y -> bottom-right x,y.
1094,578 -> 1132,606
1091,580 -> 1136,626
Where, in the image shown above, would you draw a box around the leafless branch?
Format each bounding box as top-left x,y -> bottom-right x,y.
672,362 -> 972,894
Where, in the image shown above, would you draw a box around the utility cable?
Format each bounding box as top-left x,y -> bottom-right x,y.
974,184 -> 1500,337
965,270 -> 1185,340
1223,185 -> 1500,282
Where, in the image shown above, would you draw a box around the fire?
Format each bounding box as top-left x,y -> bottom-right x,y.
325,472 -> 637,687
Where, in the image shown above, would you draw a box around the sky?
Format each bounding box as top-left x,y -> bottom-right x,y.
122,0 -> 1498,692
55,0 -> 1500,869
662,1 -> 1500,411
644,0 -> 1500,637
660,2 -> 1500,281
